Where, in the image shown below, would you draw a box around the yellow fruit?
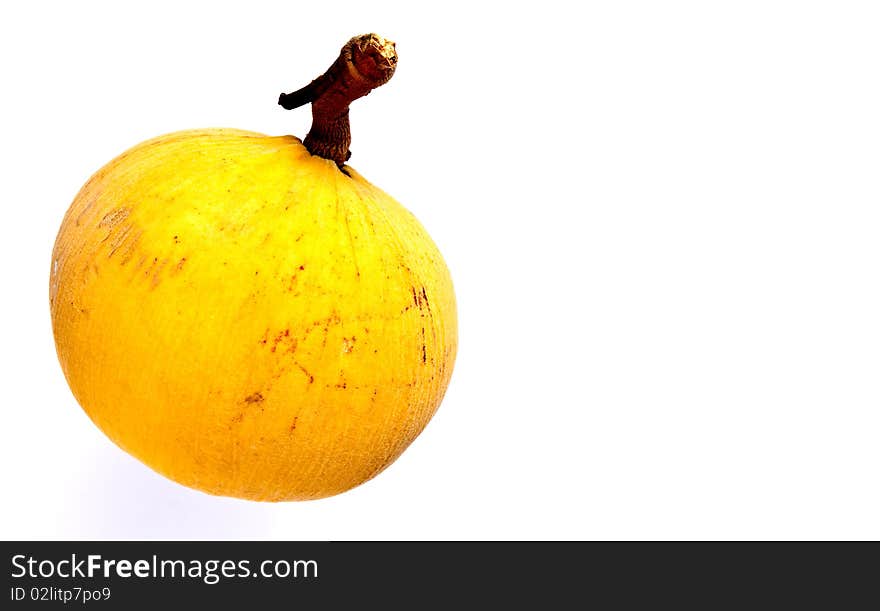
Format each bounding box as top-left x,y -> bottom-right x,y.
50,35 -> 457,501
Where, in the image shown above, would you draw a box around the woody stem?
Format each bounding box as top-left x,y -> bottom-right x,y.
278,34 -> 398,167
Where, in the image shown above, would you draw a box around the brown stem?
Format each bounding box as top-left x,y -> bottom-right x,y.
278,34 -> 398,167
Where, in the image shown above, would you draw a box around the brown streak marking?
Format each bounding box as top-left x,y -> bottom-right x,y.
99,207 -> 130,229
271,329 -> 291,352
107,224 -> 133,256
419,286 -> 438,347
421,326 -> 427,364
142,257 -> 159,278
150,258 -> 169,289
294,361 -> 315,384
118,229 -> 143,265
74,197 -> 97,227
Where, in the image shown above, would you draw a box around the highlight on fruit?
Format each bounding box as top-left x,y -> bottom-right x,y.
50,34 -> 457,501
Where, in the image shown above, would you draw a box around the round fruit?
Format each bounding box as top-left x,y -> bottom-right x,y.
50,35 -> 457,501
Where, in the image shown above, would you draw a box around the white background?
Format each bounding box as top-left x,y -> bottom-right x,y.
1,1 -> 879,540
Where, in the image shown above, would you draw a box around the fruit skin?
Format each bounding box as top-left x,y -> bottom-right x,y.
50,129 -> 457,501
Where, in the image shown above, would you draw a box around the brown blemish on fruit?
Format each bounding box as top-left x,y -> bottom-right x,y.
99,207 -> 131,230
150,258 -> 169,289
143,257 -> 159,279
342,336 -> 356,353
106,223 -> 133,255
286,266 -> 306,292
404,285 -> 433,316
244,392 -> 264,404
175,257 -> 187,271
294,362 -> 315,384
320,311 -> 342,348
73,186 -> 101,227
289,416 -> 298,433
270,329 -> 292,353
118,228 -> 143,266
420,326 -> 427,364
